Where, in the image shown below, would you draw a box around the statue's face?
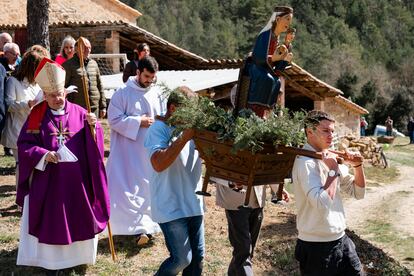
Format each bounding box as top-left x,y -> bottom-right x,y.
276,14 -> 293,33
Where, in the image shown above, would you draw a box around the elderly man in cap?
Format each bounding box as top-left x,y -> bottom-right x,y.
16,58 -> 110,274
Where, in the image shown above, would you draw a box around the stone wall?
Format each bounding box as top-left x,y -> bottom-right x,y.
49,30 -> 113,58
324,97 -> 360,138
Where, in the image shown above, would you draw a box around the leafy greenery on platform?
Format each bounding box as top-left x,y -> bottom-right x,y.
166,90 -> 306,153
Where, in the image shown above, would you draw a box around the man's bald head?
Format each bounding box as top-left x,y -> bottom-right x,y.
75,37 -> 92,59
0,32 -> 12,51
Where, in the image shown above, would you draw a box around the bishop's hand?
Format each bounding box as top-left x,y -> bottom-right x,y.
45,151 -> 59,164
86,112 -> 97,126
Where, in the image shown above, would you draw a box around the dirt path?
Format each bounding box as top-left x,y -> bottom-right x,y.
344,165 -> 414,272
344,165 -> 414,235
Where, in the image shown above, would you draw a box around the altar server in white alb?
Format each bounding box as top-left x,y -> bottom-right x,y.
106,56 -> 166,245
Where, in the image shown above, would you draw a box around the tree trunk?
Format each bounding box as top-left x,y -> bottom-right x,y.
27,0 -> 50,50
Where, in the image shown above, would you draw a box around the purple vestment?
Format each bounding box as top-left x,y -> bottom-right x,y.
16,101 -> 110,245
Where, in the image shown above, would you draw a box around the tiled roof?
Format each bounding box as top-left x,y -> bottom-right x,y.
0,0 -> 140,28
334,95 -> 369,115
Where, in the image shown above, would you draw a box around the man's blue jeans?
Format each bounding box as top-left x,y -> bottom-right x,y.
156,215 -> 205,276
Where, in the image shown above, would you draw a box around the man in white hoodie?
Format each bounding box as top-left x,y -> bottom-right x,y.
292,110 -> 366,276
106,56 -> 165,245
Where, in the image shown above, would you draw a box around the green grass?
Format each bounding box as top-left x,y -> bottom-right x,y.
381,137 -> 414,167
364,165 -> 400,185
364,219 -> 414,258
0,234 -> 17,244
0,155 -> 15,168
0,147 -> 16,172
360,192 -> 414,272
386,152 -> 414,167
386,137 -> 414,151
88,257 -> 127,275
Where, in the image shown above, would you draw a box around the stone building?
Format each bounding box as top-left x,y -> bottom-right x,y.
0,0 -> 241,70
0,0 -> 368,138
282,64 -> 368,138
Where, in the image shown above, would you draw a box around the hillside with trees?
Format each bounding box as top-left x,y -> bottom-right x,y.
121,0 -> 414,133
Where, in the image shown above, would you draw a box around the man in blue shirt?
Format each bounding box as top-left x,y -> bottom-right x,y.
144,87 -> 204,276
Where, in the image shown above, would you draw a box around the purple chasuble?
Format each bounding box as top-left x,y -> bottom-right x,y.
16,101 -> 110,245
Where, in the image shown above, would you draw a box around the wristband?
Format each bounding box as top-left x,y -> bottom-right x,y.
353,163 -> 363,168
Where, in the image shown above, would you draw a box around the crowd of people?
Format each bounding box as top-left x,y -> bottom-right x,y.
0,6 -> 370,274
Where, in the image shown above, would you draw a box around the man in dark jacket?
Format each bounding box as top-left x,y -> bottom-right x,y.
0,63 -> 6,140
407,117 -> 414,144
63,37 -> 106,118
122,43 -> 150,83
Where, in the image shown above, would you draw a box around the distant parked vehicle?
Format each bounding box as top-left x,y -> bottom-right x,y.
373,125 -> 405,137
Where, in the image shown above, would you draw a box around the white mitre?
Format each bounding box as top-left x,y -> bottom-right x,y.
34,57 -> 66,93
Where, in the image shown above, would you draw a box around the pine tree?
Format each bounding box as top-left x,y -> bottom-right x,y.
27,0 -> 50,49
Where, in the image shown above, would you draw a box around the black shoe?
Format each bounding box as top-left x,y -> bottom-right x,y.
45,269 -> 61,276
271,197 -> 286,205
4,147 -> 13,156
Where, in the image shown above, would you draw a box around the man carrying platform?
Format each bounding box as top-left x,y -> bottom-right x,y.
144,87 -> 205,276
292,110 -> 365,275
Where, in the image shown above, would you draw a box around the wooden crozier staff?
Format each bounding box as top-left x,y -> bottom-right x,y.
77,37 -> 117,261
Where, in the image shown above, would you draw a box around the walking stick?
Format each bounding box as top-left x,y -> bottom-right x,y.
77,37 -> 117,262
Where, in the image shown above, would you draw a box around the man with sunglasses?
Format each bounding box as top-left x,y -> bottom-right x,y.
292,110 -> 366,276
0,42 -> 20,74
106,56 -> 165,246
